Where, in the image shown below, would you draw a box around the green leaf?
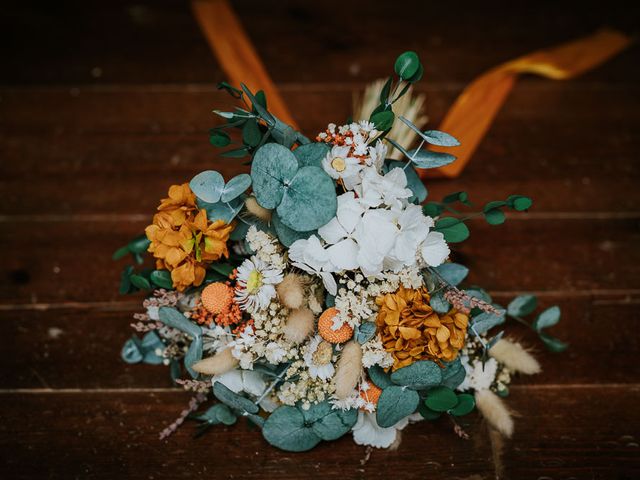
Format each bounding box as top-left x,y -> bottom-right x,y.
434,263 -> 469,286
150,270 -> 173,289
405,63 -> 424,83
507,294 -> 538,317
241,83 -> 275,125
121,336 -> 143,364
417,402 -> 441,420
376,386 -> 420,428
442,191 -> 469,205
158,306 -> 202,338
184,335 -> 203,378
379,76 -> 393,103
128,235 -> 151,254
385,161 -> 427,204
534,306 -> 561,331
539,332 -> 569,352
221,174 -> 252,202
367,365 -> 394,389
355,321 -> 377,344
197,197 -> 244,223
435,217 -> 470,243
301,402 -> 358,441
193,403 -> 237,426
408,149 -> 456,169
210,262 -> 235,278
119,265 -> 134,294
272,212 -> 314,247
421,129 -> 460,147
140,331 -> 164,365
271,118 -> 297,148
277,166 -> 337,232
471,311 -> 505,335
217,81 -> 243,98
112,244 -> 130,261
440,359 -> 466,389
370,110 -> 395,131
189,170 -> 225,203
394,51 -> 420,80
507,195 -> 533,211
251,143 -> 299,209
213,381 -> 259,414
129,274 -> 151,290
424,386 -> 458,412
242,119 -> 262,147
449,393 -> 475,416
209,130 -> 231,147
464,288 -> 492,303
390,360 -> 442,390
262,406 -> 321,452
430,290 -> 451,314
422,202 -> 444,217
293,142 -> 330,168
484,208 -> 506,225
221,147 -> 249,158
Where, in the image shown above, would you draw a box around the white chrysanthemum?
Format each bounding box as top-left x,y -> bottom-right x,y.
458,355 -> 499,392
235,256 -> 283,312
322,145 -> 363,189
303,335 -> 335,381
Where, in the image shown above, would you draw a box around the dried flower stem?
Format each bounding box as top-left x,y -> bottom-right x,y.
158,392 -> 207,440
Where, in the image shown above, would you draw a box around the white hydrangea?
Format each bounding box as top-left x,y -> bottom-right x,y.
457,355 -> 499,392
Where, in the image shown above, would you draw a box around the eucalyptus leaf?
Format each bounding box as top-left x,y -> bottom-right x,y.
418,402 -> 441,420
221,147 -> 249,158
184,335 -> 203,378
272,212 -> 315,247
277,166 -> 337,232
242,119 -> 262,147
424,386 -> 458,412
209,130 -> 231,147
262,406 -> 321,452
251,143 -> 298,209
434,263 -> 469,286
355,322 -> 377,344
158,306 -> 202,338
129,274 -> 151,290
507,195 -> 533,211
434,217 -> 470,243
197,197 -> 244,223
119,265 -> 134,294
368,365 -> 394,389
534,306 -> 561,331
471,311 -> 505,335
293,142 -> 330,168
390,360 -> 442,390
213,381 -> 259,414
121,336 -> 143,364
484,208 -> 506,225
241,83 -> 274,125
190,170 -> 225,203
221,174 -> 252,203
370,110 -> 395,131
440,359 -> 466,389
379,76 -> 393,103
422,202 -> 444,217
450,393 -> 475,416
464,288 -> 492,303
376,386 -> 420,428
430,290 -> 451,314
394,51 -> 420,80
271,118 -> 297,148
301,402 -> 357,441
409,149 -> 456,169
150,270 -> 173,289
507,294 -> 538,317
398,117 -> 460,147
539,332 -> 569,352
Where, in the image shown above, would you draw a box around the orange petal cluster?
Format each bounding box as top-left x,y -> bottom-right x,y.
144,184 -> 234,291
318,307 -> 353,344
359,382 -> 382,408
376,286 -> 469,371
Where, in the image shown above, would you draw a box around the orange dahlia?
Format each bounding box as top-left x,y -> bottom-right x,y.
145,184 -> 234,291
376,286 -> 469,371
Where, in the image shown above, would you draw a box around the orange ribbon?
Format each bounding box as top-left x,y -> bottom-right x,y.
427,29 -> 631,178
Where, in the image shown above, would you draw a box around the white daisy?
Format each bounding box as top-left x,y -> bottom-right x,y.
234,256 -> 283,312
322,145 -> 363,190
303,335 -> 335,381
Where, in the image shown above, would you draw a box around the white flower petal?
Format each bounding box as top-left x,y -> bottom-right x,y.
421,231 -> 450,266
327,238 -> 360,270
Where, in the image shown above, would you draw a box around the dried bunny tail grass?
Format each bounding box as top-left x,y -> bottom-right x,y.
489,338 -> 541,375
192,348 -> 238,375
475,389 -> 514,438
283,308 -> 315,344
244,196 -> 272,223
277,273 -> 305,310
334,341 -> 363,399
352,79 -> 428,160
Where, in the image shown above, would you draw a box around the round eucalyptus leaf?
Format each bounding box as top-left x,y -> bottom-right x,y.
213,381 -> 259,414
425,386 -> 458,412
507,294 -> 538,317
221,174 -> 252,203
121,337 -> 143,364
294,142 -> 330,168
355,321 -> 377,344
394,51 -> 420,80
277,166 -> 337,232
367,365 -> 394,389
440,359 -> 466,390
449,393 -> 475,416
272,212 -> 315,247
150,270 -> 173,289
190,170 -> 225,203
197,197 -> 244,224
376,385 -> 420,428
390,360 -> 442,390
263,406 -> 321,452
129,274 -> 151,290
301,402 -> 358,441
251,143 -> 299,209
417,402 -> 441,421
434,217 -> 470,243
433,263 -> 469,286
209,130 -> 231,147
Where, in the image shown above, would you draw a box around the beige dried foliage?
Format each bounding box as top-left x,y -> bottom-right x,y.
489,338 -> 541,375
283,308 -> 315,344
244,196 -> 272,223
334,341 -> 363,399
192,348 -> 238,375
277,273 -> 305,310
475,389 -> 514,438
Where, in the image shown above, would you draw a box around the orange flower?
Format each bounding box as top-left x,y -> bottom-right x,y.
376,286 -> 468,371
145,184 -> 234,291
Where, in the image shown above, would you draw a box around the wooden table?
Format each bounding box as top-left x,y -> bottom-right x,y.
1,1 -> 639,478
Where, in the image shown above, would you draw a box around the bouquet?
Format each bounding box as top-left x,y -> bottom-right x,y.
115,52 -> 566,451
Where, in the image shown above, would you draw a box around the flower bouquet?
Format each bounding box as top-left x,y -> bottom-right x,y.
115,52 -> 566,451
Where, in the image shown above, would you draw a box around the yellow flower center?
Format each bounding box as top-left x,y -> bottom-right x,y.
312,341 -> 333,365
331,157 -> 347,172
246,269 -> 263,293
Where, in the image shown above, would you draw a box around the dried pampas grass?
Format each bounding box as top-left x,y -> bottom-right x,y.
277,273 -> 305,310
334,341 -> 363,399
475,389 -> 514,438
489,338 -> 541,375
192,348 -> 238,375
283,308 -> 315,344
244,196 -> 272,223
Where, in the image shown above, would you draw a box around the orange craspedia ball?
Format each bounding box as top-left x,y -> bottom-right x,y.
318,307 -> 353,344
359,382 -> 382,406
201,282 -> 234,314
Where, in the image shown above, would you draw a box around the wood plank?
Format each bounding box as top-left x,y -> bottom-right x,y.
2,84 -> 639,215
499,386 -> 640,479
0,391 -> 496,479
0,1 -> 637,85
1,298 -> 637,390
1,218 -> 638,305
